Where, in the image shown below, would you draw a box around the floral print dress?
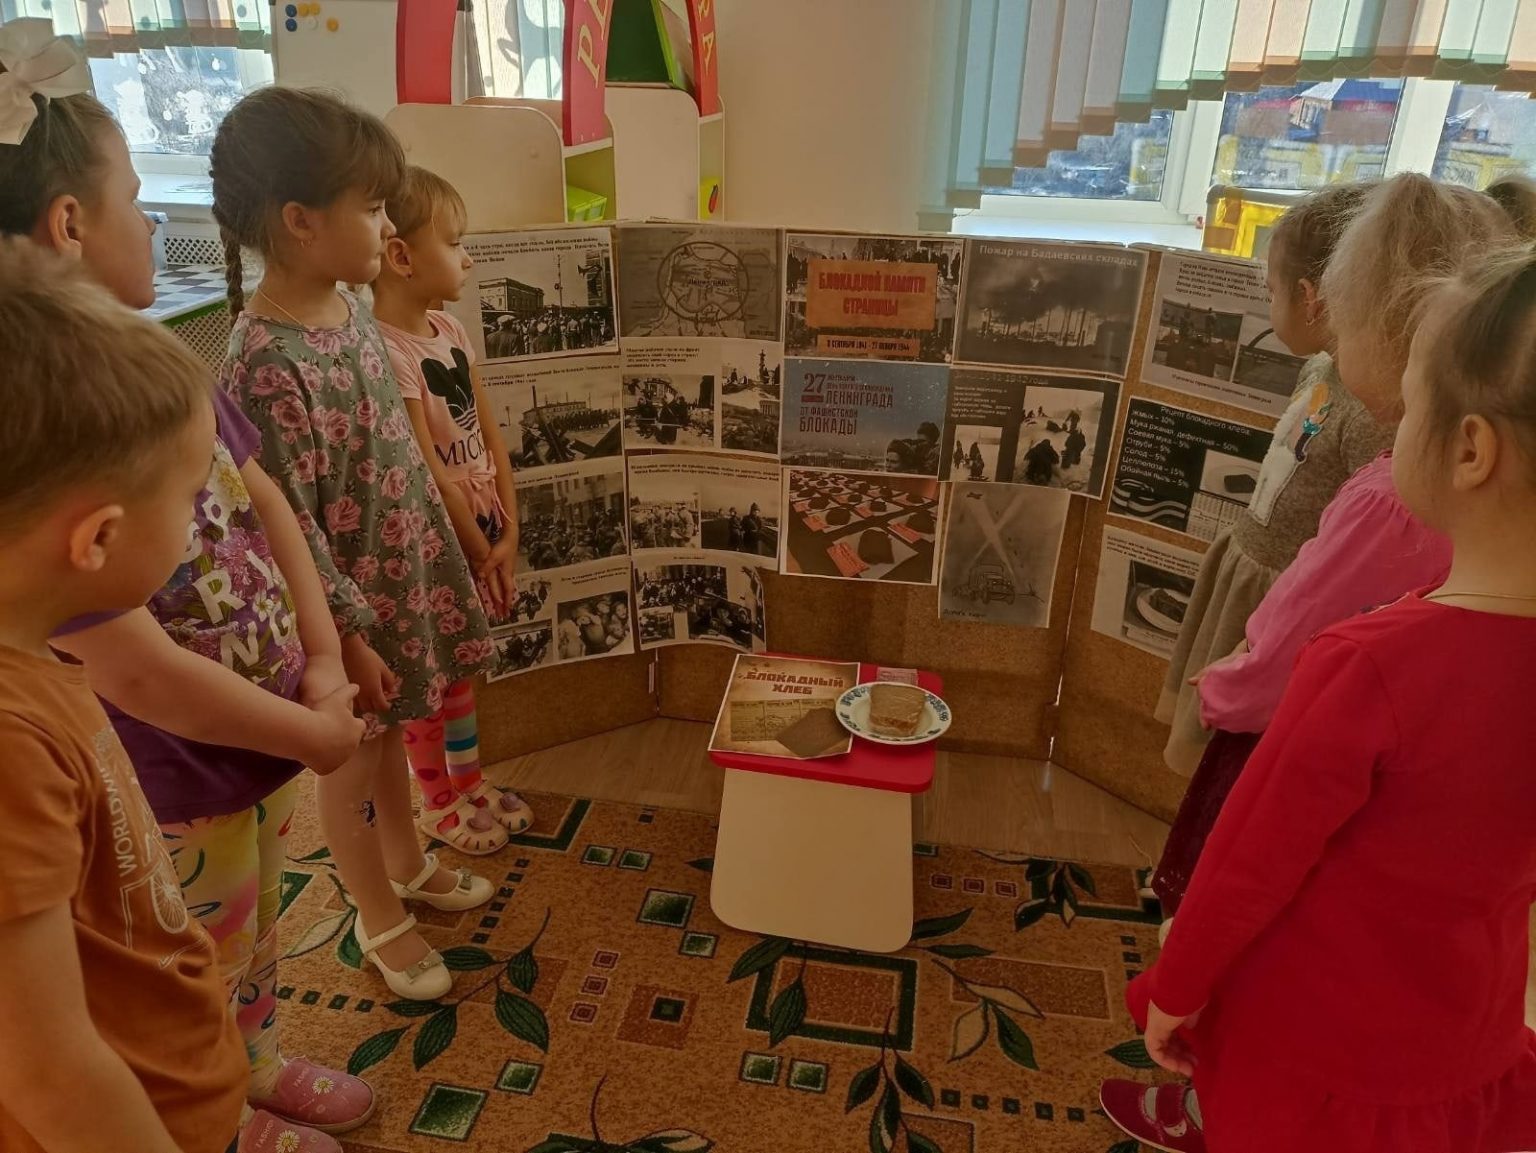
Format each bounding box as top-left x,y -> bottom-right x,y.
221,292 -> 494,732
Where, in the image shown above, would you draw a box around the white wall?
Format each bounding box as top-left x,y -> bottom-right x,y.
715,0 -> 937,232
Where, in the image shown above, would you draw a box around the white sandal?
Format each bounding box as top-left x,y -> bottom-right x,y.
390,851 -> 494,912
463,781 -> 534,834
416,796 -> 507,856
353,912 -> 452,1001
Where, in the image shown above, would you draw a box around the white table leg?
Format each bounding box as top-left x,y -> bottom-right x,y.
710,767 -> 915,953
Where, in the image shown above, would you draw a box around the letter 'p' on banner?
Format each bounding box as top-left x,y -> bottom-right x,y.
563,0 -> 614,146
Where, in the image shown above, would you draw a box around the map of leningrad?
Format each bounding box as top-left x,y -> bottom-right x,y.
616,224 -> 783,340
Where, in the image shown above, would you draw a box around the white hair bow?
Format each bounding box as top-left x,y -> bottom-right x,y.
0,18 -> 92,147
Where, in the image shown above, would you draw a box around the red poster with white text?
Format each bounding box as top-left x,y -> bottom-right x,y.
687,0 -> 719,116
563,0 -> 612,146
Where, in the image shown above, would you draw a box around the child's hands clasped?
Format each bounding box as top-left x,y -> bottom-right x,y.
478,536 -> 517,618
1144,1000 -> 1202,1077
340,632 -> 401,713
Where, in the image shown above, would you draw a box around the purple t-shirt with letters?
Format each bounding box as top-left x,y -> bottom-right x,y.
58,389 -> 306,822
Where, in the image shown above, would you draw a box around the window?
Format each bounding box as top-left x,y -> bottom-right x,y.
1210,81 -> 1403,190
471,0 -> 566,100
988,113 -> 1176,202
965,78 -> 1536,247
1433,84 -> 1536,190
89,46 -> 271,159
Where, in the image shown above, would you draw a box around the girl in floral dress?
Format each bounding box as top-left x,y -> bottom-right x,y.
213,88 -> 499,1002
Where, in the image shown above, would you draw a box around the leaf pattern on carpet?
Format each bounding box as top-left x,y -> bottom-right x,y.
268,787 -> 1164,1152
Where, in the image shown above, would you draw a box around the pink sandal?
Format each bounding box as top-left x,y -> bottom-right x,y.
463,781 -> 533,834
417,795 -> 507,855
238,1109 -> 342,1153
248,1057 -> 377,1136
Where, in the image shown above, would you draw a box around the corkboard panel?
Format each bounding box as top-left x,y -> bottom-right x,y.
657,491 -> 1087,762
477,652 -> 656,763
1053,248 -> 1281,821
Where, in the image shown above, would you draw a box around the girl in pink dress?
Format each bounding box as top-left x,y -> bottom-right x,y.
372,166 -> 533,855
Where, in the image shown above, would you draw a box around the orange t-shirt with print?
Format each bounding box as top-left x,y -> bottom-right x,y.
0,645 -> 246,1153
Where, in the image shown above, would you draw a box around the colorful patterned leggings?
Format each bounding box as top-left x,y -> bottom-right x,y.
402,678 -> 483,813
159,778 -> 299,1098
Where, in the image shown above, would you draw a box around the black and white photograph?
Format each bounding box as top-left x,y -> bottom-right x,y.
785,232 -> 963,363
627,454 -> 782,562
939,484 -> 1070,628
718,340 -> 783,457
556,590 -> 634,661
634,554 -> 766,654
1010,383 -> 1110,493
1232,312 -> 1307,399
1108,398 -> 1271,543
780,468 -> 942,585
453,228 -> 618,363
621,342 -> 717,451
506,577 -> 553,624
629,499 -> 700,550
940,369 -> 1119,496
958,240 -> 1145,377
1141,251 -> 1302,417
481,355 -> 623,476
616,224 -> 783,340
949,426 -> 1003,482
1151,299 -> 1241,380
1090,527 -> 1202,659
487,621 -> 555,679
514,458 -> 629,573
780,358 -> 950,475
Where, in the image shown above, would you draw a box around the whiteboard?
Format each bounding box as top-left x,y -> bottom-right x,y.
270,0 -> 400,117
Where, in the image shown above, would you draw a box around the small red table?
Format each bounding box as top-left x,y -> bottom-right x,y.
708,664 -> 942,953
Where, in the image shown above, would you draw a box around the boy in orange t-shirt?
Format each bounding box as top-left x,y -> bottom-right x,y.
0,241 -> 247,1153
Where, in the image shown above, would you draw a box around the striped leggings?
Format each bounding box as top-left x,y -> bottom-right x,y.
402,678 -> 483,812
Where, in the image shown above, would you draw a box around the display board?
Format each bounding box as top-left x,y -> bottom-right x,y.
1052,249 -> 1281,820
438,222 -> 1289,821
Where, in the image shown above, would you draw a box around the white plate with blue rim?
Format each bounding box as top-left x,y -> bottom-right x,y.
835,684 -> 953,746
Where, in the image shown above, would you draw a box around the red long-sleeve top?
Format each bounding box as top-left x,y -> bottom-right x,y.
1149,594 -> 1536,1103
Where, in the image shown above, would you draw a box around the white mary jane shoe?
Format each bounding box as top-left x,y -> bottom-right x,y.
389,851 -> 494,912
353,912 -> 452,1001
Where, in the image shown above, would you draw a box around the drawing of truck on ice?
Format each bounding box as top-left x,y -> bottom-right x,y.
955,562 -> 1017,605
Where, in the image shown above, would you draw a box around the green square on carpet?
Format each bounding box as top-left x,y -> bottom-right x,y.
496,1060 -> 543,1095
409,1084 -> 486,1141
638,889 -> 695,928
740,1052 -> 781,1085
788,1060 -> 828,1093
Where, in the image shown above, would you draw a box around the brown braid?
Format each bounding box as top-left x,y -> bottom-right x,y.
218,226 -> 245,316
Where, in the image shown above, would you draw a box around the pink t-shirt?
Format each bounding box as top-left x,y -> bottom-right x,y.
1198,454 -> 1452,734
378,311 -> 502,521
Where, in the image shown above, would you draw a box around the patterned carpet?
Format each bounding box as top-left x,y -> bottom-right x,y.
274,787 -> 1164,1153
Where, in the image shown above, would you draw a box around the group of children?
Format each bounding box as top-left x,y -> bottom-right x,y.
2,20 -> 1536,1153
1101,173 -> 1536,1152
0,24 -> 534,1153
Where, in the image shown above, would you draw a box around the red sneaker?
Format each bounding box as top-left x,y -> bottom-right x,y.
1100,1079 -> 1207,1153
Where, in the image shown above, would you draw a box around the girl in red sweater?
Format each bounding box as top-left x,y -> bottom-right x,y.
1125,249 -> 1536,1152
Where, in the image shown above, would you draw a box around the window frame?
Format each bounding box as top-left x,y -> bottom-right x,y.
965,77 -> 1467,237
